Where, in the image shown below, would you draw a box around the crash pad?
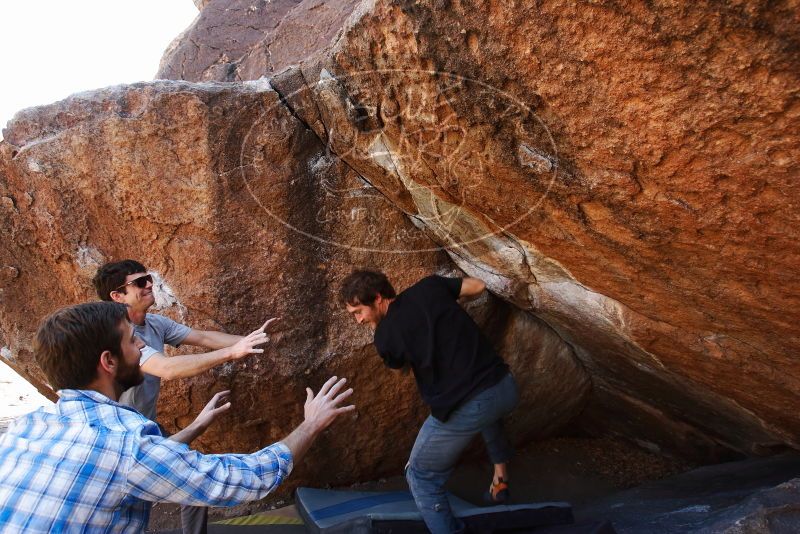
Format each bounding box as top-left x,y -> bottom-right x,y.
295,487 -> 574,533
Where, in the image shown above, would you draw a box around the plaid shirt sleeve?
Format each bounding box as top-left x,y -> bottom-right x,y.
124,432 -> 294,507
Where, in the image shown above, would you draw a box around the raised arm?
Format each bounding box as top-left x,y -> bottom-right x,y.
459,277 -> 486,299
141,326 -> 268,380
280,376 -> 355,465
182,329 -> 242,350
125,376 -> 355,508
182,317 -> 278,349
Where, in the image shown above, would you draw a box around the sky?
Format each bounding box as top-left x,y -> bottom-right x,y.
0,360 -> 52,420
0,1 -> 198,140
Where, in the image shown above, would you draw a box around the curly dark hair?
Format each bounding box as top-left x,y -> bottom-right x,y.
340,270 -> 396,306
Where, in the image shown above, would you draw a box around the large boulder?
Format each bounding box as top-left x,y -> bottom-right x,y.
0,80 -> 587,492
155,0 -> 800,462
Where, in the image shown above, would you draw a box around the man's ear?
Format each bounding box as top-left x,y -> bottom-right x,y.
374,294 -> 383,306
97,349 -> 116,376
109,290 -> 125,304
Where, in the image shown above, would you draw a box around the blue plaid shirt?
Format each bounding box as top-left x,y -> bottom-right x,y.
0,389 -> 293,533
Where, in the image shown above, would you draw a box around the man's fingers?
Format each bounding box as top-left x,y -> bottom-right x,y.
213,402 -> 232,414
330,387 -> 354,405
253,317 -> 279,335
328,388 -> 353,406
247,332 -> 268,343
306,387 -> 314,405
208,390 -> 231,408
260,317 -> 279,332
325,377 -> 348,398
241,332 -> 268,351
335,405 -> 356,415
318,376 -> 338,396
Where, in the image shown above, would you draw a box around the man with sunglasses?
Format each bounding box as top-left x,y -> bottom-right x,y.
93,259 -> 276,534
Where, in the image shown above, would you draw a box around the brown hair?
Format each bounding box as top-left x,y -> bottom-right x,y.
34,302 -> 129,390
340,270 -> 396,306
93,259 -> 147,301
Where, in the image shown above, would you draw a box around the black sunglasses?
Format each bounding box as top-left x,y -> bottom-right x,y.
114,274 -> 153,292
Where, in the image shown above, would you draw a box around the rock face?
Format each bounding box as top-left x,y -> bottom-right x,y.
158,0 -> 360,82
0,80 -> 587,492
155,0 -> 800,461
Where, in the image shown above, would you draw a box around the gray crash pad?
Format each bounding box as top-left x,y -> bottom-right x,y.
295,487 -> 574,533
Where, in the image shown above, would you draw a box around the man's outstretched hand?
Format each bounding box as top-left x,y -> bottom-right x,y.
169,390 -> 232,445
304,376 -> 355,433
193,390 -> 232,432
280,376 -> 356,465
228,317 -> 279,360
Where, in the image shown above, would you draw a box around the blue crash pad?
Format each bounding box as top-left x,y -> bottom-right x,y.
295,487 -> 574,533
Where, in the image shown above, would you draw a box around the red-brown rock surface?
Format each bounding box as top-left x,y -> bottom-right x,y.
155,0 -> 800,461
158,0 -> 360,82
0,80 -> 587,493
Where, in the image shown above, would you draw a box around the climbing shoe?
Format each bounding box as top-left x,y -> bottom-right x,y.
484,477 -> 509,505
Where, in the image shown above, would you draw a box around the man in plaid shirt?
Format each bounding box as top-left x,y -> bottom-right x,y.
0,301 -> 354,533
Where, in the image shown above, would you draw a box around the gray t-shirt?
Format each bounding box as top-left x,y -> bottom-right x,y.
118,313 -> 191,421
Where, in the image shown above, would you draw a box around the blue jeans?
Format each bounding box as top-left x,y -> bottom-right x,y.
405,373 -> 519,533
